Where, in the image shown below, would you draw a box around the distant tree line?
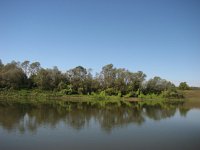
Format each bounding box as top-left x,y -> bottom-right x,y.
0,59 -> 189,98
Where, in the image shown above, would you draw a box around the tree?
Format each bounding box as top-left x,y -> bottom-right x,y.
114,68 -> 129,95
127,71 -> 146,92
179,82 -> 190,90
19,61 -> 41,88
84,68 -> 94,94
30,62 -> 41,76
21,60 -> 30,77
0,61 -> 27,89
100,64 -> 116,90
0,59 -> 3,68
144,76 -> 175,94
66,66 -> 88,94
0,59 -> 188,99
91,74 -> 101,93
34,67 -> 63,90
34,69 -> 51,90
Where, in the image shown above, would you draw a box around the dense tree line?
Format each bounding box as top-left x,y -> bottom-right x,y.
0,59 -> 187,97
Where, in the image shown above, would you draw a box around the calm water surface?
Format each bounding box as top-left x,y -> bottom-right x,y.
0,103 -> 200,150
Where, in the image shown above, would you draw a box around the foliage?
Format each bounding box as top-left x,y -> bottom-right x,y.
138,93 -> 161,99
105,88 -> 116,96
124,91 -> 137,98
161,89 -> 184,99
179,82 -> 190,90
0,59 -> 187,99
0,61 -> 27,89
59,84 -> 73,95
143,76 -> 175,94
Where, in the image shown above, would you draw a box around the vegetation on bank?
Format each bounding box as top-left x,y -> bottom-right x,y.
181,90 -> 200,109
0,59 -> 188,100
0,89 -> 185,110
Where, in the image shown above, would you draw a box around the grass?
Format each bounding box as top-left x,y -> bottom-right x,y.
0,89 -> 188,109
182,90 -> 200,109
183,89 -> 200,99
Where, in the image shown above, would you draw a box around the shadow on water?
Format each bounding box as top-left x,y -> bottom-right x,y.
0,101 -> 190,134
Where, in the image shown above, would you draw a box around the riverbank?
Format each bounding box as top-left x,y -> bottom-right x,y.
182,90 -> 200,109
0,89 -> 187,109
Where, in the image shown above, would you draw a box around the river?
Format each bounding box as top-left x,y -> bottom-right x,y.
0,102 -> 199,150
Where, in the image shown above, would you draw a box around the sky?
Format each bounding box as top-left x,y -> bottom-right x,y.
0,0 -> 200,86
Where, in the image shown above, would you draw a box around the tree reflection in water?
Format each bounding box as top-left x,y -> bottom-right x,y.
0,103 -> 190,134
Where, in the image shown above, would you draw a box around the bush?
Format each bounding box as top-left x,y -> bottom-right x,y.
161,89 -> 184,99
105,88 -> 116,96
78,88 -> 84,95
179,82 -> 190,90
59,86 -> 73,95
91,91 -> 109,100
138,92 -> 145,99
117,92 -> 122,97
138,93 -> 160,99
124,91 -> 137,98
100,91 -> 106,96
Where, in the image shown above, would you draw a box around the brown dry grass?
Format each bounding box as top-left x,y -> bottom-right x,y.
182,90 -> 200,109
184,90 -> 200,99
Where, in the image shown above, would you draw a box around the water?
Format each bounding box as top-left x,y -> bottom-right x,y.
0,103 -> 200,150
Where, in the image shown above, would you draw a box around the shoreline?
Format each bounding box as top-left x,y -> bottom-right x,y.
0,89 -> 186,109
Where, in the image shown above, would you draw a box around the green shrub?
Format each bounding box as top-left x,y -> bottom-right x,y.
179,82 -> 190,90
78,88 -> 84,95
105,88 -> 116,96
124,91 -> 137,98
138,93 -> 161,99
161,89 -> 184,99
99,91 -> 106,96
59,87 -> 73,95
117,92 -> 122,97
138,92 -> 145,99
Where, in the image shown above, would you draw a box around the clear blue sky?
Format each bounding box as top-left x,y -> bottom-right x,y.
0,0 -> 200,86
